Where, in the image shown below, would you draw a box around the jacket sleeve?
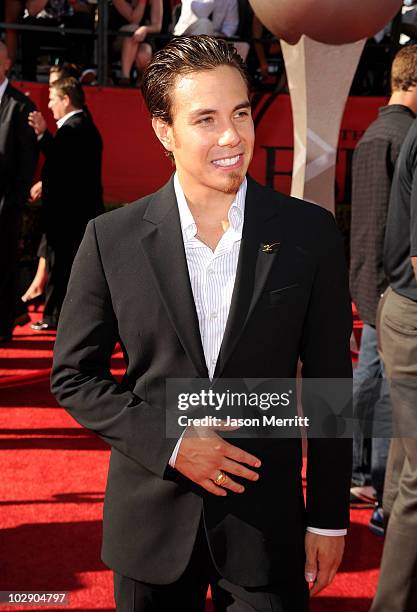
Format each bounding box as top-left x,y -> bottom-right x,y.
13,98 -> 39,206
51,219 -> 178,477
300,210 -> 353,530
38,129 -> 54,157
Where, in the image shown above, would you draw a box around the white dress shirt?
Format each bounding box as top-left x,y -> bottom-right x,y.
0,77 -> 9,105
168,173 -> 346,537
38,109 -> 84,142
56,109 -> 83,129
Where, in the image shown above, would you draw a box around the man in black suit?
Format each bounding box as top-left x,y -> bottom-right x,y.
0,41 -> 38,342
28,77 -> 104,331
51,37 -> 352,611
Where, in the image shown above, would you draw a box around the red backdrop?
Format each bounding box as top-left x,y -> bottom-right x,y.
15,81 -> 386,205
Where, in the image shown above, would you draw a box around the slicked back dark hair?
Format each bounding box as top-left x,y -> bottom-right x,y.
142,35 -> 250,125
50,76 -> 85,109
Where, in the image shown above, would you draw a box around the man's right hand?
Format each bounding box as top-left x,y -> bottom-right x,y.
28,111 -> 47,136
29,181 -> 42,202
174,427 -> 261,496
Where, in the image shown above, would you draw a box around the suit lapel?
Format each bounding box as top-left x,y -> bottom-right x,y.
140,178 -> 208,378
0,85 -> 12,124
214,177 -> 282,378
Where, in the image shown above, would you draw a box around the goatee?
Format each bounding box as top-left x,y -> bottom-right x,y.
222,172 -> 244,194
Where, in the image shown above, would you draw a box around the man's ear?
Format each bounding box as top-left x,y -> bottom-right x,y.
63,94 -> 72,111
152,117 -> 174,153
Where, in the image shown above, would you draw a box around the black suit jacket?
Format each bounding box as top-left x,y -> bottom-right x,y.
40,111 -> 104,248
51,176 -> 352,587
0,83 -> 38,215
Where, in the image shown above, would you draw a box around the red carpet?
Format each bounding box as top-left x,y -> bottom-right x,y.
0,314 -> 381,611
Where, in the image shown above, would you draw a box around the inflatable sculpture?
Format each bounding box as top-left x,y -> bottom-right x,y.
249,0 -> 403,212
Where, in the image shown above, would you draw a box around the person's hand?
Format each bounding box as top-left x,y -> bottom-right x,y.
133,25 -> 148,42
174,426 -> 261,496
28,111 -> 47,136
304,532 -> 345,596
29,181 -> 42,203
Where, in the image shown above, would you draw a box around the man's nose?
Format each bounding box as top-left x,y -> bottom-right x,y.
218,124 -> 240,147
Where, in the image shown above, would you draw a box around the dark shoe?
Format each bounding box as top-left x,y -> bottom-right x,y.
0,313 -> 30,341
369,503 -> 385,536
30,320 -> 56,331
14,313 -> 31,327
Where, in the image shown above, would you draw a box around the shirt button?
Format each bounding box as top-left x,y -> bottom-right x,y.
210,312 -> 218,319
207,268 -> 215,275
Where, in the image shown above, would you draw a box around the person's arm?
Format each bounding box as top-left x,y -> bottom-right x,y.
25,0 -> 48,17
113,0 -> 146,24
299,209 -> 353,594
37,129 -> 54,155
51,219 -> 180,477
13,100 -> 39,207
133,0 -> 163,41
218,0 -> 239,37
409,149 -> 417,281
412,257 -> 417,280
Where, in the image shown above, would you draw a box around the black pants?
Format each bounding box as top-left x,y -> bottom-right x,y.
0,205 -> 25,336
43,238 -> 80,327
114,523 -> 309,612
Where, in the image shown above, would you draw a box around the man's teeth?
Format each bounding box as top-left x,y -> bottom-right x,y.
213,155 -> 240,167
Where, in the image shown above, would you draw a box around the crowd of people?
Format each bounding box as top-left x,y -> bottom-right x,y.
0,44 -> 103,339
1,0 -> 405,91
1,6 -> 417,611
1,0 -> 283,87
350,43 -> 417,610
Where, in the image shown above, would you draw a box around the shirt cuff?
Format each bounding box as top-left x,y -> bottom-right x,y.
307,527 -> 347,536
37,133 -> 44,141
168,429 -> 186,468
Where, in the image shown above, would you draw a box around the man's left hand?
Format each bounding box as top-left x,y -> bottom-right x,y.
304,532 -> 345,596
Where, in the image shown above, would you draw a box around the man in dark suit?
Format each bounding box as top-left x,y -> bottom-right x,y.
28,76 -> 104,331
0,41 -> 38,342
51,36 -> 352,611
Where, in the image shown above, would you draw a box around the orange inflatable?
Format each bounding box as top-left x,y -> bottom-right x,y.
249,0 -> 402,45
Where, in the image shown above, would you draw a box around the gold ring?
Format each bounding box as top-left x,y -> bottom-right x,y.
213,471 -> 228,486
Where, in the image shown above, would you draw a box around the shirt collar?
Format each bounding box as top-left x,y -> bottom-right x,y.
0,78 -> 9,104
56,109 -> 83,129
379,104 -> 416,119
174,172 -> 246,243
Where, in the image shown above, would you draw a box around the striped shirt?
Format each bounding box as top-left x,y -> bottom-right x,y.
170,174 -> 346,537
174,172 -> 245,379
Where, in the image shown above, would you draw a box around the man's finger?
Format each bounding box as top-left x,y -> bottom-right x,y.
202,479 -> 227,497
223,441 -> 261,468
221,457 -> 260,482
309,570 -> 331,596
304,549 -> 317,586
210,471 -> 245,494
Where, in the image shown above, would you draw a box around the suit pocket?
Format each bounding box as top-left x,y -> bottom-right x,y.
262,283 -> 300,308
384,315 -> 417,336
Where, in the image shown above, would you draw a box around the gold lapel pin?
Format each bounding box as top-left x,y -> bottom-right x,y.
261,242 -> 280,254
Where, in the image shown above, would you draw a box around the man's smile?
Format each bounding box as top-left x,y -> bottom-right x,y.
212,153 -> 243,169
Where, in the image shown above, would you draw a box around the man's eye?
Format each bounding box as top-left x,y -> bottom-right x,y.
198,116 -> 213,124
235,111 -> 249,119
